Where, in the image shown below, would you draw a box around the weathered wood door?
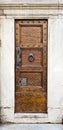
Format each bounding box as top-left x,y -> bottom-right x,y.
15,20 -> 48,113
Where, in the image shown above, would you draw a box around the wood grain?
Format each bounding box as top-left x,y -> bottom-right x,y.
15,19 -> 48,113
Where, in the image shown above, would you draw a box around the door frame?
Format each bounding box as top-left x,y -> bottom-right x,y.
14,18 -> 48,121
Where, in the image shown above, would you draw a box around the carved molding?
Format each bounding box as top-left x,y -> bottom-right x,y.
0,4 -> 63,17
0,4 -> 63,10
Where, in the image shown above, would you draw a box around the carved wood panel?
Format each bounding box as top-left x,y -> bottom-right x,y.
15,19 -> 48,113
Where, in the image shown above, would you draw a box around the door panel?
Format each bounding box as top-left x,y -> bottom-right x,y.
15,20 -> 48,113
21,49 -> 42,66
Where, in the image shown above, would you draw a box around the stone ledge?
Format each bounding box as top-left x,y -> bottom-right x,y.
0,4 -> 61,10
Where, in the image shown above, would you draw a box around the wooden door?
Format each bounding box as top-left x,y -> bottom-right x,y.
15,19 -> 48,113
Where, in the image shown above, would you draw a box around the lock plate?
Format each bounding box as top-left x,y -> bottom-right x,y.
20,78 -> 27,86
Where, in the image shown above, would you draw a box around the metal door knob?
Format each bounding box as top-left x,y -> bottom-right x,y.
28,53 -> 34,62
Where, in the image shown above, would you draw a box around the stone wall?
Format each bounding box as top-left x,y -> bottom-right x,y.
0,1 -> 63,123
0,0 -> 60,4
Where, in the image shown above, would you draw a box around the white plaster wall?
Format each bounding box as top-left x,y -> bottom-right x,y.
48,18 -> 63,123
1,17 -> 15,122
0,18 -> 1,121
0,16 -> 63,123
0,20 -> 1,107
48,19 -> 63,108
59,0 -> 63,4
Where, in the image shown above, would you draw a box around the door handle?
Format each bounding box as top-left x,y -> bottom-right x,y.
28,53 -> 34,62
16,47 -> 21,68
